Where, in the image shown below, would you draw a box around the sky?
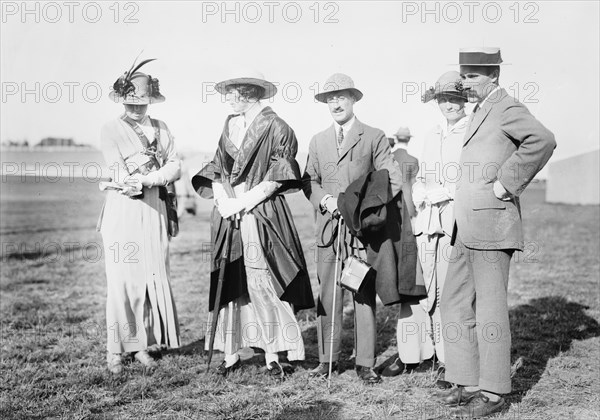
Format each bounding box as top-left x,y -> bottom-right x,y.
2,0 -> 599,167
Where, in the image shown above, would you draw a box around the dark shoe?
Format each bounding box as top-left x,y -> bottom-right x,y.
404,362 -> 420,373
215,358 -> 241,377
267,361 -> 287,380
436,365 -> 453,389
308,362 -> 337,379
381,358 -> 404,377
450,393 -> 505,418
434,386 -> 480,406
279,362 -> 295,375
356,365 -> 382,384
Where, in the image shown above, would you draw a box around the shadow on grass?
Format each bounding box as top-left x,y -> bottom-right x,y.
275,400 -> 343,420
508,296 -> 600,404
297,298 -> 399,375
169,338 -> 205,357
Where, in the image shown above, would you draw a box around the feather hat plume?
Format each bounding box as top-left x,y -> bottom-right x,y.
110,52 -> 165,104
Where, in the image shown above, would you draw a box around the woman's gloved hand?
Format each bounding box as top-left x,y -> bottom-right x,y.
427,186 -> 452,204
217,197 -> 245,219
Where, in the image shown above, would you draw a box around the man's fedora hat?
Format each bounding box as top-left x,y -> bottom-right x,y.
110,57 -> 165,105
215,70 -> 277,99
458,47 -> 507,66
422,71 -> 468,103
314,73 -> 363,103
394,127 -> 412,141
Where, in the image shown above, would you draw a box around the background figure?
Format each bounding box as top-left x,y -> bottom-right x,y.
303,73 -> 406,384
389,127 -> 419,219
99,62 -> 181,375
436,48 -> 556,418
192,71 -> 313,379
382,126 -> 424,377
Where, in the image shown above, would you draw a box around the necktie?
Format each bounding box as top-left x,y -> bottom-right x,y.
337,126 -> 344,147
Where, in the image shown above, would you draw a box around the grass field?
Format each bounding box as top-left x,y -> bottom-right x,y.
1,177 -> 599,419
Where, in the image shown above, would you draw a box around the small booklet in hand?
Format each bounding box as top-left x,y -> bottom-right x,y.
99,181 -> 142,196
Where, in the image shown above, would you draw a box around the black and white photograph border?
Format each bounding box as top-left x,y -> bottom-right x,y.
1,1 -> 599,419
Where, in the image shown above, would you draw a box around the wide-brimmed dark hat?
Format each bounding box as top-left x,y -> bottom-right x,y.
110,72 -> 165,105
215,70 -> 277,99
314,73 -> 363,103
422,71 -> 468,103
109,57 -> 165,105
458,47 -> 507,66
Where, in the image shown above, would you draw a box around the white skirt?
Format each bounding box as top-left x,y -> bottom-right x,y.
100,187 -> 180,353
205,190 -> 305,359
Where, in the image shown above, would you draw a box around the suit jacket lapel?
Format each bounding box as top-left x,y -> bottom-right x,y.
338,119 -> 364,163
463,88 -> 506,146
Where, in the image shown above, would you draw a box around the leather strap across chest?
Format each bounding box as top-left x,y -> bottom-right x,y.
120,115 -> 162,167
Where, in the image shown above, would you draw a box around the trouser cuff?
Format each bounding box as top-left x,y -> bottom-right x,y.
319,351 -> 341,363
355,356 -> 375,368
445,371 -> 479,387
479,378 -> 511,395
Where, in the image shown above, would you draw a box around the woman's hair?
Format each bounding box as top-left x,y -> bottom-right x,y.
228,84 -> 265,101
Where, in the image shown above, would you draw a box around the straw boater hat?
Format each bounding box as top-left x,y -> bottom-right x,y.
458,47 -> 507,66
215,70 -> 277,100
109,57 -> 165,104
422,71 -> 468,103
314,73 -> 363,103
393,127 -> 412,143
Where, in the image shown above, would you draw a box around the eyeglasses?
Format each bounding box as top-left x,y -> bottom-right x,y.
326,95 -> 348,104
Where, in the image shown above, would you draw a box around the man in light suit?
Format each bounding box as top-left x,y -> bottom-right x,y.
436,48 -> 556,418
303,73 -> 403,384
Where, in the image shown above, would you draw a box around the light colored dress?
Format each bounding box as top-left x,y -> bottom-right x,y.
98,115 -> 181,354
398,115 -> 467,364
206,105 -> 305,360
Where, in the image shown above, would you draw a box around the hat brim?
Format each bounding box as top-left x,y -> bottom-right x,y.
109,91 -> 165,104
315,87 -> 363,103
215,77 -> 277,99
453,62 -> 512,66
423,91 -> 469,103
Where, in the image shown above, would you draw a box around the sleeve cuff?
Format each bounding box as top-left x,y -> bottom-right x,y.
146,171 -> 166,187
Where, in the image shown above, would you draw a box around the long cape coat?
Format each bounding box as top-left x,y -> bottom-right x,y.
192,107 -> 314,312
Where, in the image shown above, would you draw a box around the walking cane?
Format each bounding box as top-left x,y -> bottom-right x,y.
206,216 -> 236,373
328,216 -> 344,388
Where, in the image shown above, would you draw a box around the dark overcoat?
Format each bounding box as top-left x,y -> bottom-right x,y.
337,169 -> 426,305
192,106 -> 314,311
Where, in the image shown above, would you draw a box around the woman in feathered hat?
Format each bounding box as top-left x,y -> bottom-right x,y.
386,71 -> 468,384
98,57 -> 181,374
192,70 -> 314,378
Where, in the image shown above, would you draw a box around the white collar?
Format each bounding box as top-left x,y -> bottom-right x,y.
235,101 -> 265,129
477,85 -> 501,110
442,115 -> 469,137
333,115 -> 356,135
